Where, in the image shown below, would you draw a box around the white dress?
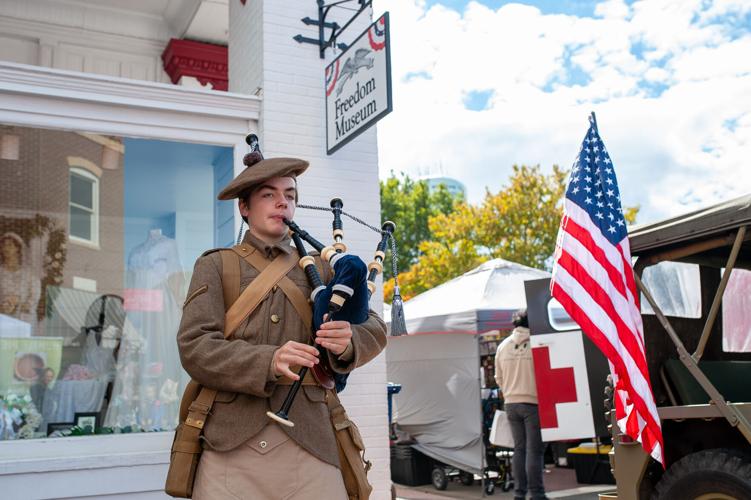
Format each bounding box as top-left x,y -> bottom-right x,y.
104,232 -> 184,431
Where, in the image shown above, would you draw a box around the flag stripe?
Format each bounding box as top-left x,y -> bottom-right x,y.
552,264 -> 658,418
558,221 -> 642,341
552,281 -> 662,455
564,201 -> 640,309
560,215 -> 628,299
617,239 -> 646,352
559,203 -> 648,355
555,249 -> 651,382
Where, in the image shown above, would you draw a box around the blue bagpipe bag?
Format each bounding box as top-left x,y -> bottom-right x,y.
312,254 -> 369,392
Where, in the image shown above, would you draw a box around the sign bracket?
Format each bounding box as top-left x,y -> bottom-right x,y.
293,0 -> 372,59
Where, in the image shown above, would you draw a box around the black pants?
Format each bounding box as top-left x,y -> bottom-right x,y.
506,403 -> 546,499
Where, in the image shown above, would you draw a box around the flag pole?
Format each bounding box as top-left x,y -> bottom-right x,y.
590,111 -> 598,133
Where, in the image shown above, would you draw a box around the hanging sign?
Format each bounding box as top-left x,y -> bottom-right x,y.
325,12 -> 392,155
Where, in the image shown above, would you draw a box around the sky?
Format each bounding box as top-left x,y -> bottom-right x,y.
370,0 -> 751,224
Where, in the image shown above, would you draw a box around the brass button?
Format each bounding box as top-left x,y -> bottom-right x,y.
259,440 -> 267,449
271,314 -> 280,323
272,285 -> 278,292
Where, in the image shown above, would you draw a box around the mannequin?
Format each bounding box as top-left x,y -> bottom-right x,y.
104,228 -> 184,431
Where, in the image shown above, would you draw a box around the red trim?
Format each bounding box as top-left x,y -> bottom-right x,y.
390,331 -> 476,337
387,328 -> 507,337
162,38 -> 228,91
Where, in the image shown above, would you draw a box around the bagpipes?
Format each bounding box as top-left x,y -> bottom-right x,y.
265,198 -> 407,427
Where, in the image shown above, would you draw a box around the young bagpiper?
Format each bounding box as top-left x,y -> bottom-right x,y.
177,141 -> 387,499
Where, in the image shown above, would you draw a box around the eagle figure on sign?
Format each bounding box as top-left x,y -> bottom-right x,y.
335,48 -> 374,96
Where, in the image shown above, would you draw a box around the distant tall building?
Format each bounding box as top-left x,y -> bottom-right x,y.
424,176 -> 466,200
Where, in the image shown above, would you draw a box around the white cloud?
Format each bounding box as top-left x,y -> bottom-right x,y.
594,0 -> 631,19
372,0 -> 751,223
669,37 -> 751,81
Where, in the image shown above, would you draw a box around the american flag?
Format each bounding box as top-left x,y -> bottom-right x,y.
551,113 -> 664,464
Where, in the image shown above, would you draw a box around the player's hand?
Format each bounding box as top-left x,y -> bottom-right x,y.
316,316 -> 352,356
272,341 -> 319,379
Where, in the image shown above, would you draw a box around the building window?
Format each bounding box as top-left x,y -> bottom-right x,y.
69,167 -> 99,245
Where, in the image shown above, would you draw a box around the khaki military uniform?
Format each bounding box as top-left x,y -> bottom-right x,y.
177,231 -> 387,499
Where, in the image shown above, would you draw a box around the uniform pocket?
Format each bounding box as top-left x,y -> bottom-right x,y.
302,385 -> 326,403
243,424 -> 291,455
214,391 -> 237,403
346,420 -> 366,451
225,425 -> 295,499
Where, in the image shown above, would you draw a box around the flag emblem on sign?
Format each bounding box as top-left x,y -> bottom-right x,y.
368,15 -> 386,51
325,59 -> 340,97
551,113 -> 664,465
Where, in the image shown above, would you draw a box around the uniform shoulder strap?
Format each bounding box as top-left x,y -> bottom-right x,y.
233,247 -> 313,330
219,249 -> 241,312
223,248 -> 298,338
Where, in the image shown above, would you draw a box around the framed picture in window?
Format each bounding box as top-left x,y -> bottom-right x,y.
74,412 -> 99,433
47,422 -> 74,436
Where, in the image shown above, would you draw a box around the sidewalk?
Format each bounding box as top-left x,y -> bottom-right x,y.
395,466 -> 614,500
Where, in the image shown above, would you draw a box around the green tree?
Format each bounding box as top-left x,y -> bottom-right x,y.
380,172 -> 459,280
384,165 -> 640,301
387,164 -> 568,299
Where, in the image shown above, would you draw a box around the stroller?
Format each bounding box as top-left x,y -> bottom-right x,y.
483,392 -> 514,494
428,391 -> 513,495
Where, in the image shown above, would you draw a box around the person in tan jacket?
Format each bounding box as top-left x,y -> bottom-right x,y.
177,143 -> 387,499
494,309 -> 548,500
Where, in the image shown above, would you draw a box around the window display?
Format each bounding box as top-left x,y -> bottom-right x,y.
0,125 -> 232,440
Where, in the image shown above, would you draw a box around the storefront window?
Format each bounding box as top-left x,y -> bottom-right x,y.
0,125 -> 233,440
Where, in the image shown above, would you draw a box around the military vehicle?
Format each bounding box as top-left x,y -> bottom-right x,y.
608,194 -> 751,499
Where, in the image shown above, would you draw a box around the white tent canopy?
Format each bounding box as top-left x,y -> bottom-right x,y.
386,258 -> 552,473
396,258 -> 551,334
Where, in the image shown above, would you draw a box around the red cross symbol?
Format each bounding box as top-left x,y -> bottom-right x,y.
532,346 -> 578,429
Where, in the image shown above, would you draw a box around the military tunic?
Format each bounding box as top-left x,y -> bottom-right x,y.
176,231 -> 387,467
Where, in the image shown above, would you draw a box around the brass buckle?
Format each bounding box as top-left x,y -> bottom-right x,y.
188,401 -> 211,414
185,417 -> 205,429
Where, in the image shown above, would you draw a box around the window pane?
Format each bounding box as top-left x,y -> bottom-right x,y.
0,125 -> 232,441
722,268 -> 751,352
70,206 -> 92,240
641,261 -> 701,318
70,173 -> 93,209
547,297 -> 578,331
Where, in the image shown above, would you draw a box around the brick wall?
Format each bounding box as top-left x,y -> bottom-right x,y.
229,2 -> 391,497
0,125 -> 125,325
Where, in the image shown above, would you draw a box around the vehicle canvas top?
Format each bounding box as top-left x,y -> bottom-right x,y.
628,193 -> 751,259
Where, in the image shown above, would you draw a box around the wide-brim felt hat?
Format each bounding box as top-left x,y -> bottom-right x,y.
217,157 -> 309,201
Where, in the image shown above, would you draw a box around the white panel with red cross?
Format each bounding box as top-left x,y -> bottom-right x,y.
530,331 -> 596,442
